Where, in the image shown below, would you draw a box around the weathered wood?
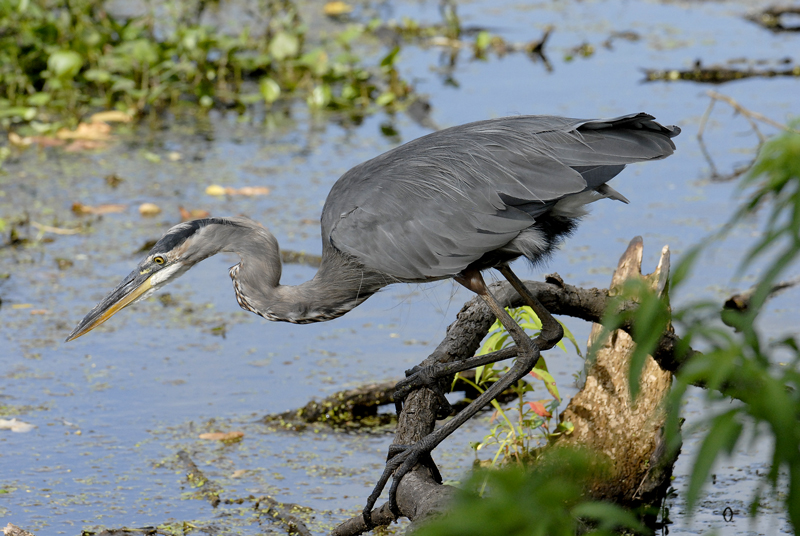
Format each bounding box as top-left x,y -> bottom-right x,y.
558,237 -> 678,509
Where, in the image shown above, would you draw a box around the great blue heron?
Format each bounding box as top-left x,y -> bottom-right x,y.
67,112 -> 679,525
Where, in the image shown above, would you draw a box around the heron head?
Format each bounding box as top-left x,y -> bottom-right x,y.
65,219 -> 224,342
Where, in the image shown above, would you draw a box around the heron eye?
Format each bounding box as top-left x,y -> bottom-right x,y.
153,256 -> 165,265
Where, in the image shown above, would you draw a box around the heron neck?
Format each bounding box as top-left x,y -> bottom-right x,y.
227,229 -> 382,324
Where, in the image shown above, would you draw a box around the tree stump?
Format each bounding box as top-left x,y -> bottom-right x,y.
558,237 -> 677,509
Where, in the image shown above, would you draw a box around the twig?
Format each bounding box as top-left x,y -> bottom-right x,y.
746,6 -> 800,32
697,90 -> 798,182
705,90 -> 798,135
81,528 -> 157,536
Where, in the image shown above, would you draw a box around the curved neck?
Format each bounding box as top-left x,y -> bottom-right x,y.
216,220 -> 382,323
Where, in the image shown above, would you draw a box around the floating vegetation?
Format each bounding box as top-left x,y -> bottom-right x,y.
0,0 -> 417,128
372,16 -> 552,62
746,5 -> 800,32
644,58 -> 800,83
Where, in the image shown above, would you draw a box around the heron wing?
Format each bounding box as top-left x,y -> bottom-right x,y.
323,113 -> 678,280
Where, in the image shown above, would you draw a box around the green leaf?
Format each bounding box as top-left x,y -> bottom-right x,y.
119,39 -> 159,66
529,366 -> 560,402
560,320 -> 582,357
143,151 -> 161,163
297,48 -> 329,76
337,25 -> 364,46
26,93 -> 51,106
259,78 -> 281,104
48,50 -> 83,80
474,364 -> 485,386
110,78 -> 136,92
341,84 -> 358,101
475,31 -> 491,51
307,84 -> 331,108
380,46 -> 400,68
517,306 -> 541,327
236,93 -> 262,105
84,69 -> 112,83
269,31 -> 300,61
375,91 -> 395,107
625,280 -> 670,401
0,107 -> 36,120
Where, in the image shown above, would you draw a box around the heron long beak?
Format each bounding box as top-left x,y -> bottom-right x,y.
66,269 -> 155,342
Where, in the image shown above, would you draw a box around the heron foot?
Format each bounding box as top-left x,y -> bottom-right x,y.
361,441 -> 442,527
364,345 -> 541,527
394,364 -> 453,419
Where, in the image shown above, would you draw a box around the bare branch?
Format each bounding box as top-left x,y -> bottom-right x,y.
696,90 -> 798,182
705,90 -> 799,134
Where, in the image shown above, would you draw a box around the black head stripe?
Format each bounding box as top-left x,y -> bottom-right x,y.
151,218 -> 244,254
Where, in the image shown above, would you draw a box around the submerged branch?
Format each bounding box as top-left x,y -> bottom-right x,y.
254,496 -> 314,536
264,368 -> 517,430
176,449 -> 222,507
645,60 -> 800,84
747,5 -> 800,32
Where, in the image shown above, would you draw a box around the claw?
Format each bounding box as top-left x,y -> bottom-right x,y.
386,446 -> 441,516
360,444 -> 443,529
394,365 -> 455,418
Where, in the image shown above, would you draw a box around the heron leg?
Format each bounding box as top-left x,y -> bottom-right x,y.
365,353 -> 539,525
363,268 -> 561,525
393,265 -> 562,416
497,264 -> 563,350
393,346 -> 519,417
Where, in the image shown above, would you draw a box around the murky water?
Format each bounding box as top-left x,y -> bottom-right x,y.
1,0 -> 798,533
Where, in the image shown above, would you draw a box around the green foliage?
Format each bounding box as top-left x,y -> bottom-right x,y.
0,0 -> 416,125
623,126 -> 800,530
416,448 -> 644,536
458,307 -> 581,466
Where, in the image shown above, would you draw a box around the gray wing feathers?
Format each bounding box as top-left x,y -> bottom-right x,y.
324,112 -> 679,280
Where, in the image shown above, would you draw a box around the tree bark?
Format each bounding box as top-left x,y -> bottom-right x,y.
558,237 -> 678,510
